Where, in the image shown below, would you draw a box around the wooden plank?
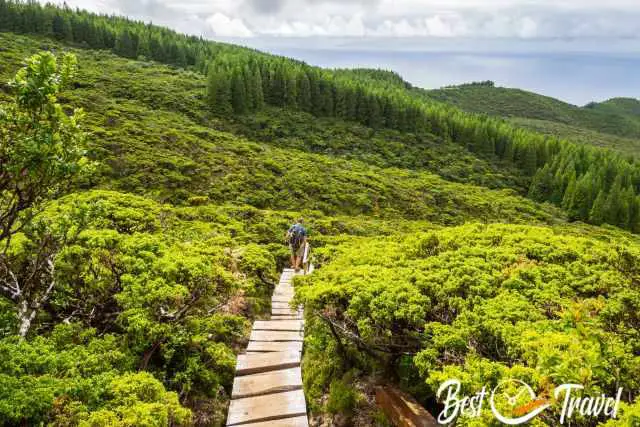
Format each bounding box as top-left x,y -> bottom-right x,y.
273,291 -> 294,297
272,308 -> 300,316
375,386 -> 437,427
250,330 -> 303,342
273,289 -> 294,296
275,284 -> 294,289
270,314 -> 302,320
272,302 -> 294,309
254,320 -> 303,331
274,284 -> 293,289
232,367 -> 303,399
236,351 -> 300,376
227,390 -> 307,426
247,341 -> 303,352
239,415 -> 309,427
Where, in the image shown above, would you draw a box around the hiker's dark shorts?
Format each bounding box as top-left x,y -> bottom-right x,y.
290,244 -> 304,257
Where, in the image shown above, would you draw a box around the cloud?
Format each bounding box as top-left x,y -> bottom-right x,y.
40,0 -> 640,40
207,12 -> 253,37
246,0 -> 286,14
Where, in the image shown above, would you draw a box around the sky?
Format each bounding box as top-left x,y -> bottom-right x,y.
42,0 -> 640,105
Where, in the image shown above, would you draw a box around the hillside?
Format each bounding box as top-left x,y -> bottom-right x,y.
0,33 -> 547,223
588,97 -> 640,117
0,30 -> 563,426
424,82 -> 640,155
1,2 -> 640,426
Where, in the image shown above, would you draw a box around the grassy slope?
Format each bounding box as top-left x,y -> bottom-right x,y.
589,97 -> 640,117
0,32 -> 561,227
423,84 -> 640,156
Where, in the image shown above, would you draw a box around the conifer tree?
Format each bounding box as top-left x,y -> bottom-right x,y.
52,13 -> 72,42
231,70 -> 247,114
367,96 -> 382,128
589,190 -> 607,225
522,143 -> 538,175
569,173 -> 594,221
562,173 -> 577,211
283,70 -> 297,109
631,196 -> 640,233
604,178 -> 623,226
269,65 -> 285,107
115,29 -> 136,58
528,164 -> 553,201
618,186 -> 635,229
150,34 -> 166,62
297,72 -> 312,113
0,0 -> 14,31
252,67 -> 265,110
207,69 -> 232,116
137,32 -> 151,59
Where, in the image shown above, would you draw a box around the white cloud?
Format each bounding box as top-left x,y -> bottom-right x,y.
518,17 -> 538,38
425,14 -> 465,37
41,0 -> 640,40
206,12 -> 253,37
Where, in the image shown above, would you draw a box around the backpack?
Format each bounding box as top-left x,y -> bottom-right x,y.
288,224 -> 306,249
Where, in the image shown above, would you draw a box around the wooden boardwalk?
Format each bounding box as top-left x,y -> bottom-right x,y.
227,268 -> 309,426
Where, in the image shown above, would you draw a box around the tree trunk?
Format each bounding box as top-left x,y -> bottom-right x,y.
17,300 -> 36,337
139,340 -> 162,371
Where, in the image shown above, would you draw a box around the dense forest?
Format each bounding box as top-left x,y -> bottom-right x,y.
1,1 -> 640,426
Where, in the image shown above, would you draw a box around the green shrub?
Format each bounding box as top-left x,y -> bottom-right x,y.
326,378 -> 358,415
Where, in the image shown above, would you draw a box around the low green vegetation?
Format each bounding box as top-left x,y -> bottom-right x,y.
1,2 -> 640,426
508,117 -> 640,157
296,223 -> 640,425
0,189 -> 286,425
424,84 -> 640,141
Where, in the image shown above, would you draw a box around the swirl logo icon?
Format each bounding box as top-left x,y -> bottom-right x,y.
489,379 -> 551,425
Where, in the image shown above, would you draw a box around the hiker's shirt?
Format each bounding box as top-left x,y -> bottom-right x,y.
288,223 -> 308,239
288,224 -> 308,249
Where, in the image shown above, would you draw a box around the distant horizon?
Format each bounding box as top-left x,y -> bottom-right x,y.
218,36 -> 640,106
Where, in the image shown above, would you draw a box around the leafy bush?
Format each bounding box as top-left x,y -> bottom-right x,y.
296,223 -> 640,425
326,378 -> 359,415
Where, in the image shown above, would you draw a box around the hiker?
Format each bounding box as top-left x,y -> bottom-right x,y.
286,218 -> 308,272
